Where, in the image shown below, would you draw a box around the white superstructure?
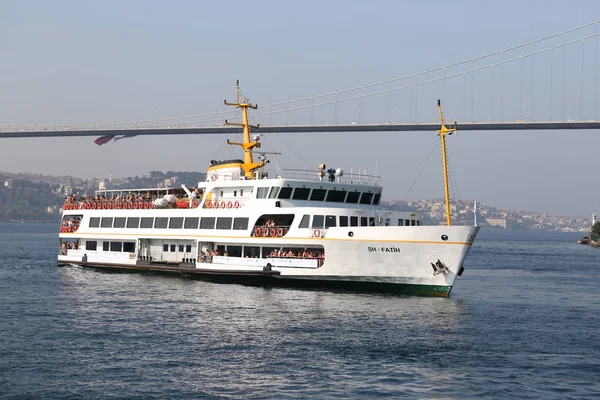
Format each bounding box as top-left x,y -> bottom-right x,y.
57,83 -> 479,297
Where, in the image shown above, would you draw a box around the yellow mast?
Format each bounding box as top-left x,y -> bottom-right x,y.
224,80 -> 264,179
435,99 -> 457,226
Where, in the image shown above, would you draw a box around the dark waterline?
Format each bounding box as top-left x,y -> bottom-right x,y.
0,223 -> 598,399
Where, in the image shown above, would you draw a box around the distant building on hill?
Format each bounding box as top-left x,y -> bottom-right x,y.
486,218 -> 513,230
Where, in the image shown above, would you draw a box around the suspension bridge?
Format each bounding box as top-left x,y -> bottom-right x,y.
2,20 -> 600,140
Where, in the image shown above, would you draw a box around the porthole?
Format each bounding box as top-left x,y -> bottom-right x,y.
441,234 -> 448,241
348,231 -> 354,237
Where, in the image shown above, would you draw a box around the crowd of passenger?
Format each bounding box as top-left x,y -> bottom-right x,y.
198,248 -> 325,264
60,216 -> 81,232
59,240 -> 79,255
63,188 -> 203,210
268,248 -> 324,259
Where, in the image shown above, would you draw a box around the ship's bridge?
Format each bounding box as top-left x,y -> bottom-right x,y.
206,159 -> 246,182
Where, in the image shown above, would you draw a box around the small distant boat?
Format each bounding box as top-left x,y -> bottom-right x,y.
577,236 -> 589,244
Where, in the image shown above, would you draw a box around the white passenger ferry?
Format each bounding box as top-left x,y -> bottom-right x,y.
57,83 -> 479,297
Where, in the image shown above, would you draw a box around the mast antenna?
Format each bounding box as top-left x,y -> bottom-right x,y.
224,81 -> 264,180
436,99 -> 457,226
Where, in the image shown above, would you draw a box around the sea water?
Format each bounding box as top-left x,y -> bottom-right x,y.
0,223 -> 598,399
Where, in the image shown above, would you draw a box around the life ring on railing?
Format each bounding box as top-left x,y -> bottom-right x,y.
277,228 -> 284,237
92,203 -> 97,209
63,204 -> 68,210
313,229 -> 321,238
108,203 -> 113,209
270,228 -> 277,237
192,200 -> 199,208
255,227 -> 262,237
213,201 -> 219,209
227,201 -> 233,209
145,202 -> 151,209
234,201 -> 240,208
102,203 -> 107,210
85,203 -> 90,209
116,202 -> 122,209
205,200 -> 212,209
133,202 -> 139,209
220,201 -> 226,209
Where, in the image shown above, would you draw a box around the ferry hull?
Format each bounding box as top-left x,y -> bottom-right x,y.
58,260 -> 454,297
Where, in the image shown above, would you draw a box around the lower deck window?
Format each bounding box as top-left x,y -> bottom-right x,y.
233,217 -> 249,230
216,217 -> 233,230
312,215 -> 324,228
110,242 -> 122,252
325,215 -> 336,228
299,215 -> 310,228
86,241 -> 97,251
123,242 -> 135,253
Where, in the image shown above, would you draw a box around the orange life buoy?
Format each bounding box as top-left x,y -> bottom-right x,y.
126,202 -> 132,209
116,202 -> 122,209
205,200 -> 212,209
234,201 -> 240,208
85,203 -> 90,209
220,201 -> 226,209
145,202 -> 151,209
277,228 -> 284,237
108,203 -> 114,209
313,229 -> 321,238
192,200 -> 199,208
102,203 -> 107,210
214,201 -> 220,209
270,229 -> 277,237
255,227 -> 262,237
133,202 -> 138,209
227,201 -> 233,209
92,203 -> 97,209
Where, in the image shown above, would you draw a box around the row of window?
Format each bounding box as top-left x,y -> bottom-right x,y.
86,240 -> 136,252
256,186 -> 381,205
298,215 -> 419,228
163,243 -> 193,253
89,216 -> 249,230
87,215 -> 419,231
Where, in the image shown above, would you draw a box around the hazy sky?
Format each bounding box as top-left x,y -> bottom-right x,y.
1,1 -> 600,217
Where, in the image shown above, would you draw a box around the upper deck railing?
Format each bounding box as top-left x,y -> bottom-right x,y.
210,168 -> 381,186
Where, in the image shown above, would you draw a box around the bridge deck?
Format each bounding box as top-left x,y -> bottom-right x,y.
1,121 -> 600,138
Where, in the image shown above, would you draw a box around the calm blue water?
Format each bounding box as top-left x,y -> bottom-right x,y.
0,223 -> 599,399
